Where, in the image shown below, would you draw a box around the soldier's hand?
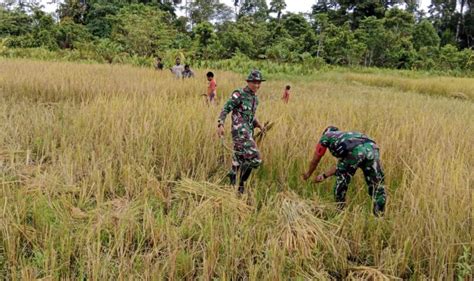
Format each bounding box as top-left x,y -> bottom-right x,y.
314,174 -> 325,183
302,173 -> 310,181
217,125 -> 225,137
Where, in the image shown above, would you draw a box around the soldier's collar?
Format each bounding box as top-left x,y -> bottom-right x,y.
244,86 -> 256,95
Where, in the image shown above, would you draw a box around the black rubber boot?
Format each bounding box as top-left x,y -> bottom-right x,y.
228,166 -> 239,186
228,172 -> 237,186
373,202 -> 385,217
238,184 -> 244,194
238,165 -> 253,194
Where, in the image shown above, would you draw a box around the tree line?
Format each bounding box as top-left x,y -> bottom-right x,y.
1,0 -> 472,72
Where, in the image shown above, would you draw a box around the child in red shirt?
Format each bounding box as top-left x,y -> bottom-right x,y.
282,85 -> 291,103
207,71 -> 217,105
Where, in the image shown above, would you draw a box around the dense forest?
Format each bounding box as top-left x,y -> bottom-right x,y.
1,0 -> 473,72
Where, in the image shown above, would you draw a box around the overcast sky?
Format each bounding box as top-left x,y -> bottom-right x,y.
39,0 -> 431,15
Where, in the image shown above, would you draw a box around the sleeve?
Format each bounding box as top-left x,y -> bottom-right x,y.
319,134 -> 330,147
218,91 -> 240,125
252,96 -> 260,127
252,117 -> 260,128
314,142 -> 327,157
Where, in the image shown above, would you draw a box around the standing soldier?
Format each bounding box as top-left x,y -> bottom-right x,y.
302,126 -> 386,216
217,70 -> 266,194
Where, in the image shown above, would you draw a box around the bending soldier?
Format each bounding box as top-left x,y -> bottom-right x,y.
303,126 -> 386,216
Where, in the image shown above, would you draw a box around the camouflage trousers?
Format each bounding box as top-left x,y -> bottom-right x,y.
334,142 -> 386,212
231,136 -> 262,169
228,126 -> 262,175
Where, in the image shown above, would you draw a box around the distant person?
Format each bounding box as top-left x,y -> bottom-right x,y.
182,64 -> 195,78
206,71 -> 217,105
282,85 -> 291,103
154,57 -> 164,70
217,70 -> 266,194
171,57 -> 184,78
302,126 -> 387,216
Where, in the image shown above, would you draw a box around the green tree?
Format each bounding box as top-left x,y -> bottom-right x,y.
383,8 -> 415,68
109,4 -> 175,56
355,16 -> 386,66
311,0 -> 343,25
312,0 -> 405,28
437,43 -> 462,70
428,0 -> 457,46
282,13 -> 311,38
238,0 -> 268,22
265,19 -> 290,45
0,7 -> 58,49
54,18 -> 92,49
384,8 -> 414,36
95,38 -> 124,63
455,0 -> 470,48
218,16 -> 269,58
413,19 -> 440,50
323,21 -> 365,65
350,0 -> 387,26
31,9 -> 57,49
412,46 -> 437,70
462,5 -> 473,48
404,0 -> 418,14
193,21 -> 223,59
312,13 -> 331,58
188,0 -> 233,26
265,37 -> 298,61
0,7 -> 32,37
58,0 -> 179,26
269,0 -> 286,20
84,1 -> 121,38
58,0 -> 88,24
280,13 -> 316,55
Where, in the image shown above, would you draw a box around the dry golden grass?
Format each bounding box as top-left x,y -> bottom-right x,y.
345,72 -> 474,100
0,58 -> 472,280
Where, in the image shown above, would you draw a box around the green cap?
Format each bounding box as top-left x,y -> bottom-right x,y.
246,70 -> 266,82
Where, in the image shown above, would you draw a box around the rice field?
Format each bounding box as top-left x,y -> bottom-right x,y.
0,58 -> 472,280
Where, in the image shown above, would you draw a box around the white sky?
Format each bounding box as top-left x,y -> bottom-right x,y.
39,0 -> 431,16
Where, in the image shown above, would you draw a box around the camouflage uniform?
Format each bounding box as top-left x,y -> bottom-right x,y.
218,71 -> 265,188
319,130 -> 386,214
218,86 -> 262,173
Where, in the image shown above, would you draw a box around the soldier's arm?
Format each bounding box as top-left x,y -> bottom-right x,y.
252,96 -> 262,129
322,166 -> 337,178
314,165 -> 337,183
253,118 -> 263,130
303,143 -> 326,180
218,91 -> 240,126
303,153 -> 323,180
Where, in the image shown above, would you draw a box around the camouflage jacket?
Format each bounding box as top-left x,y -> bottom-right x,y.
218,86 -> 259,132
319,131 -> 375,158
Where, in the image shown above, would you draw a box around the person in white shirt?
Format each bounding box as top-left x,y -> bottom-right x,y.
170,57 -> 184,78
